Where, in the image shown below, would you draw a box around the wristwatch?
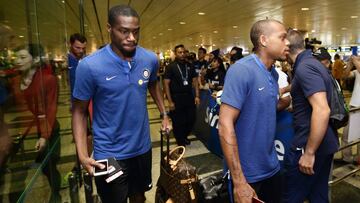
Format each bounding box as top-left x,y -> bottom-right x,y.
160,111 -> 169,119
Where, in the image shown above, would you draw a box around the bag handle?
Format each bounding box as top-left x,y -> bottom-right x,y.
166,146 -> 186,170
160,130 -> 171,165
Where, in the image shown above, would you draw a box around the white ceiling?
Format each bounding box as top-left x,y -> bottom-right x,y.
1,0 -> 360,56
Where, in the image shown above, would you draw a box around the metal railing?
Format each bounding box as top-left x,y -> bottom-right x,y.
329,107 -> 360,186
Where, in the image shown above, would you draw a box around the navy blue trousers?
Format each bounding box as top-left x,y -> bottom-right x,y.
282,149 -> 333,203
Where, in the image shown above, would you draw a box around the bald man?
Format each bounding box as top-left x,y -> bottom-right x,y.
219,19 -> 290,203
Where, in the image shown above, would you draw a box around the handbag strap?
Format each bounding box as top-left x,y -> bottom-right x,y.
166,146 -> 186,170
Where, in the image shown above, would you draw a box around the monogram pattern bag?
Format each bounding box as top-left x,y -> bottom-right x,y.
156,131 -> 199,203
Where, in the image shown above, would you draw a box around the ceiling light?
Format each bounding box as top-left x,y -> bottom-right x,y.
198,12 -> 205,15
200,35 -> 203,37
220,39 -> 224,41
61,0 -> 65,3
293,28 -> 298,30
232,25 -> 238,29
179,22 -> 186,25
189,37 -> 192,40
195,45 -> 198,47
167,28 -> 172,31
341,27 -> 347,30
19,35 -> 24,38
351,16 -> 358,19
159,33 -> 163,36
311,30 -> 315,33
152,36 -> 157,39
212,44 -> 216,46
233,36 -> 239,39
301,8 -> 309,11
213,30 -> 218,34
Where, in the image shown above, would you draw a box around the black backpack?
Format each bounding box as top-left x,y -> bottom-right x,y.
329,76 -> 349,129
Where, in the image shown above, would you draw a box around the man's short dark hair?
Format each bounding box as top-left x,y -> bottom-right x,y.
174,44 -> 185,52
70,33 -> 87,44
334,54 -> 340,60
287,29 -> 305,54
250,19 -> 282,52
108,5 -> 139,26
198,47 -> 206,54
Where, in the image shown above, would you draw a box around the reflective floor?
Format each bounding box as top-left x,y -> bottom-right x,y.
1,76 -> 360,203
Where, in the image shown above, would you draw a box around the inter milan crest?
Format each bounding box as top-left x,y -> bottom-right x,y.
143,69 -> 150,79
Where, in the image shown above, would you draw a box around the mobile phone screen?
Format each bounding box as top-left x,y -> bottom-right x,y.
94,161 -> 108,173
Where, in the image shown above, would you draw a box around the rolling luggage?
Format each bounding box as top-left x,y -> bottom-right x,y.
155,131 -> 199,203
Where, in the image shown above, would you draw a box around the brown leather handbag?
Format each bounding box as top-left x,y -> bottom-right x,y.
156,131 -> 199,203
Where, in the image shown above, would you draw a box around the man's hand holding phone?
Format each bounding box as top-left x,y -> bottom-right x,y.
80,157 -> 106,176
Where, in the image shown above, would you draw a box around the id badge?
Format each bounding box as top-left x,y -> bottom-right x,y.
183,80 -> 188,86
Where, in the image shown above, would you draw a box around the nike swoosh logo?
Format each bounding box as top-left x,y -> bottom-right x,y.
258,87 -> 265,91
106,76 -> 117,81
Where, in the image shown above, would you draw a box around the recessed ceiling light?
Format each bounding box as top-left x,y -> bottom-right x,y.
341,27 -> 347,30
19,35 -> 24,38
212,44 -> 216,46
201,44 -> 204,46
351,16 -> 358,19
311,30 -> 315,33
200,35 -> 203,37
61,0 -> 65,3
159,33 -> 163,36
232,25 -> 238,29
167,28 -> 172,31
198,12 -> 205,15
301,8 -> 309,11
195,44 -> 198,47
213,30 -> 218,34
293,28 -> 298,30
179,22 -> 186,25
152,36 -> 157,39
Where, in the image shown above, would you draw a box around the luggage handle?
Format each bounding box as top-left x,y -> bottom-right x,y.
160,130 -> 171,165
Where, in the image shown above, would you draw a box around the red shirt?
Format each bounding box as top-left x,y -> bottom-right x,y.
23,69 -> 58,139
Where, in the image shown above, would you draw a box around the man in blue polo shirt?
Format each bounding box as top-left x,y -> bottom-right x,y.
218,19 -> 289,203
68,33 -> 87,100
282,29 -> 338,203
72,5 -> 171,203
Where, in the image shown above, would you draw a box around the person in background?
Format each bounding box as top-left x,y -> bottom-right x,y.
332,54 -> 346,86
164,44 -> 200,146
68,33 -> 87,100
340,55 -> 360,164
14,44 -> 62,203
205,56 -> 226,91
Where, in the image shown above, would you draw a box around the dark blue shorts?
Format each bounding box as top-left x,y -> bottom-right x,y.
282,149 -> 333,203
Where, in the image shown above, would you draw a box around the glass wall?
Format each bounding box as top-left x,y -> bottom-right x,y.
0,0 -> 101,202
